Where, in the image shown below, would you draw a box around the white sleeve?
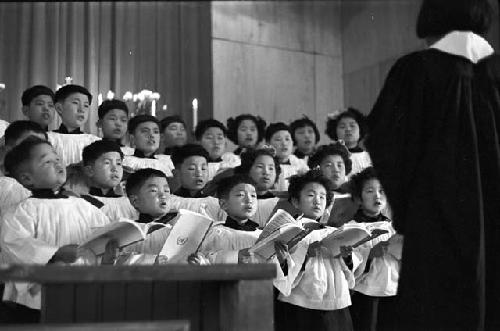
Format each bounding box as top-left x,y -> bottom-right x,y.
199,227 -> 239,264
273,239 -> 308,296
0,177 -> 30,217
0,205 -> 59,264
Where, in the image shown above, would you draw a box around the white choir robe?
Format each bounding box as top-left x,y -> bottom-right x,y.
47,132 -> 101,167
92,195 -> 139,222
0,196 -> 112,309
120,146 -> 135,156
121,222 -> 174,256
353,221 -> 402,297
349,151 -> 372,177
166,195 -> 280,228
207,152 -> 241,181
276,155 -> 309,191
0,176 -> 30,218
273,224 -> 363,311
123,153 -> 175,177
0,119 -> 9,139
199,224 -> 261,263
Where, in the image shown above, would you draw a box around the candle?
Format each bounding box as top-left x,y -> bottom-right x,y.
97,93 -> 103,106
64,76 -> 73,85
123,91 -> 133,101
151,100 -> 156,117
192,98 -> 198,130
106,90 -> 115,100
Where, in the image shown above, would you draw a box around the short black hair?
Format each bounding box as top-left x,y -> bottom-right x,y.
290,116 -> 320,145
265,122 -> 291,142
194,119 -> 227,140
4,120 -> 47,146
325,107 -> 367,141
235,147 -> 281,183
54,84 -> 92,105
171,143 -> 209,168
160,115 -> 186,132
127,114 -> 160,134
82,140 -> 124,166
308,143 -> 352,175
21,85 -> 55,106
215,174 -> 256,199
4,136 -> 53,180
416,0 -> 492,39
349,166 -> 379,200
226,114 -> 267,145
98,99 -> 128,119
65,163 -> 90,188
288,169 -> 334,207
125,168 -> 168,197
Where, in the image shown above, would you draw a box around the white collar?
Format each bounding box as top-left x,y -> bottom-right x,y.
430,31 -> 494,63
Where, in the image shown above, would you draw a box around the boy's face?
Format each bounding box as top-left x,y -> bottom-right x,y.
21,143 -> 66,189
200,126 -> 226,160
55,93 -> 90,130
319,154 -> 346,189
220,183 -> 257,221
23,95 -> 55,129
360,179 -> 387,217
292,182 -> 327,219
248,154 -> 276,192
162,122 -> 187,149
131,121 -> 160,155
294,126 -> 316,154
336,117 -> 360,148
129,176 -> 170,218
86,151 -> 123,189
98,109 -> 128,140
269,130 -> 293,162
178,156 -> 208,192
237,119 -> 258,148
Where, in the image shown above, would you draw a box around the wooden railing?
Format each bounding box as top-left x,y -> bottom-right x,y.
0,264 -> 277,331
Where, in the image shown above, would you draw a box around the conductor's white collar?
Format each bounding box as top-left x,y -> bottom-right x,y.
430,31 -> 494,63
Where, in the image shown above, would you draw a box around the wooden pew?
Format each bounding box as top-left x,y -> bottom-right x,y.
0,264 -> 276,331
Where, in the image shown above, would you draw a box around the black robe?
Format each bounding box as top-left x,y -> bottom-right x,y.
366,49 -> 500,330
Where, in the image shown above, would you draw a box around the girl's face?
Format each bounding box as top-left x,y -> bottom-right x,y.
237,119 -> 258,148
293,182 -> 327,219
294,126 -> 316,154
319,154 -> 347,189
269,130 -> 293,163
248,154 -> 277,193
360,179 -> 387,217
336,117 -> 360,148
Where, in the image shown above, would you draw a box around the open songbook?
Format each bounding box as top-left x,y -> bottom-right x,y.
159,209 -> 214,263
248,209 -> 317,260
79,218 -> 167,256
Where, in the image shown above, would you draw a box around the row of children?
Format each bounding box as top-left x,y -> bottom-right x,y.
0,83 -> 400,331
